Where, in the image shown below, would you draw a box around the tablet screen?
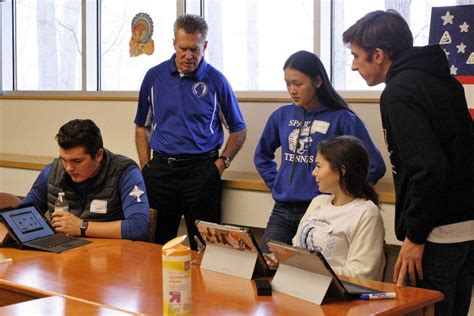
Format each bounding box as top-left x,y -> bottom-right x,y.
1,205 -> 54,243
266,239 -> 333,278
195,220 -> 259,253
195,220 -> 275,275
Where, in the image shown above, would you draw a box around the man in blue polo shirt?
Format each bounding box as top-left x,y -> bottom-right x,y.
134,14 -> 247,250
22,119 -> 150,241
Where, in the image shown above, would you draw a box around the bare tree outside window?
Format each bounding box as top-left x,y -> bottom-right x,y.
332,0 -> 346,89
385,0 -> 411,24
16,0 -> 81,90
6,0 -> 474,93
205,0 -> 313,91
58,1 -> 81,90
13,0 -> 174,91
247,0 -> 259,90
36,1 -> 59,90
207,0 -> 224,72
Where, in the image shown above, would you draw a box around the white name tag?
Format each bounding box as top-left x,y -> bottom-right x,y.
310,120 -> 330,134
90,199 -> 108,214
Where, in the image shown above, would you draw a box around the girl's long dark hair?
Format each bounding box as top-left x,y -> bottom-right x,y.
284,50 -> 351,112
318,135 -> 379,206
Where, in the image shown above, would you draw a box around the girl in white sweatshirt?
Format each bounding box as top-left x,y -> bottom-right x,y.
291,135 -> 385,281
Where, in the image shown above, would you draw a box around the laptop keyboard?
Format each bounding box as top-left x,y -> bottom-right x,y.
29,234 -> 78,248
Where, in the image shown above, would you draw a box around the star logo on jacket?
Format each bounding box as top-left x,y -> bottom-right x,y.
129,185 -> 144,203
192,81 -> 208,97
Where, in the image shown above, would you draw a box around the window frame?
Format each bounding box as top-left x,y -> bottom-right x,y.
0,0 -> 381,102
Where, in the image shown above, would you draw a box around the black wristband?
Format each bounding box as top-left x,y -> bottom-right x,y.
80,220 -> 89,237
218,156 -> 231,168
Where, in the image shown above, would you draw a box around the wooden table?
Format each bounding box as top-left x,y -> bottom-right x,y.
0,239 -> 443,315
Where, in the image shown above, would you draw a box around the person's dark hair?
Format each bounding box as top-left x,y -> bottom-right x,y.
174,14 -> 208,40
56,119 -> 103,158
342,9 -> 413,61
317,135 -> 379,206
284,50 -> 350,111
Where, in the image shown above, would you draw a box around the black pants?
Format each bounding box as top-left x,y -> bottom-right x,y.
143,155 -> 222,250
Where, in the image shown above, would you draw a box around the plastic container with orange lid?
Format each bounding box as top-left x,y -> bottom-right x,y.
162,235 -> 192,316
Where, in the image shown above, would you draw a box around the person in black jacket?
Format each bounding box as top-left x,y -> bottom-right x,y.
343,10 -> 474,316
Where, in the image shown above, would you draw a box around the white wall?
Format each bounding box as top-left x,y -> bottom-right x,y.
0,98 -> 391,179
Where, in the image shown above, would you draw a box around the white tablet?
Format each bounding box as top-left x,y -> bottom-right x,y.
266,239 -> 381,300
195,220 -> 275,276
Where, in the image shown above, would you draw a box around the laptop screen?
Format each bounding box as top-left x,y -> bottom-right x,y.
1,205 -> 55,243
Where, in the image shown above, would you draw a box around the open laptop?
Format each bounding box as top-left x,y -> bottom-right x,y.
266,239 -> 382,300
0,204 -> 91,253
195,220 -> 275,277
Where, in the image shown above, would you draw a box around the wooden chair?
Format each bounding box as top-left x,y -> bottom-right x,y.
148,208 -> 157,243
0,192 -> 21,245
382,241 -> 390,282
0,192 -> 21,209
382,241 -> 401,283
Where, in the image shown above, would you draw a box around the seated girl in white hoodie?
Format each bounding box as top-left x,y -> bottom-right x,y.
266,135 -> 385,281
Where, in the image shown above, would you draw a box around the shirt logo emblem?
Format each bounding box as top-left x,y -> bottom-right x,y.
129,185 -> 144,203
192,81 -> 208,97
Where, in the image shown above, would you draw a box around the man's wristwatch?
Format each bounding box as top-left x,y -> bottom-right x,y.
80,220 -> 89,237
218,156 -> 231,169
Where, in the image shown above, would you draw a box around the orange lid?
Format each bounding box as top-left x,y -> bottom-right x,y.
162,235 -> 190,256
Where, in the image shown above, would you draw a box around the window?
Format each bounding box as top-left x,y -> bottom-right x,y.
1,1 -> 14,91
3,1 -> 471,93
12,0 -> 82,90
2,0 -> 318,93
331,0 -> 473,91
1,0 -> 176,91
100,0 -> 176,90
201,0 -> 315,91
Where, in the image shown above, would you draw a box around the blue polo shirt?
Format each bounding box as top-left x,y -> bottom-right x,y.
134,54 -> 246,156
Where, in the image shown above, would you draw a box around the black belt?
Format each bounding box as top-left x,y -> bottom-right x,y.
153,150 -> 218,165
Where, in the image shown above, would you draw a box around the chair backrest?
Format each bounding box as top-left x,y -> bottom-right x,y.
0,192 -> 21,209
148,208 -> 157,243
0,192 -> 21,245
382,241 -> 401,283
382,241 -> 390,281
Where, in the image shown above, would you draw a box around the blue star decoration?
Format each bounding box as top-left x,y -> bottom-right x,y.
129,185 -> 144,203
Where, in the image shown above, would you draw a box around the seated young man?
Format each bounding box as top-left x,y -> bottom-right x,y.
21,119 -> 150,241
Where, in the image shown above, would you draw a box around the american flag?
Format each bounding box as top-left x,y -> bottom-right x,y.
429,5 -> 474,119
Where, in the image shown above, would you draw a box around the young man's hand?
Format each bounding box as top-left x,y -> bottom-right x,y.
393,237 -> 425,287
51,210 -> 81,236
